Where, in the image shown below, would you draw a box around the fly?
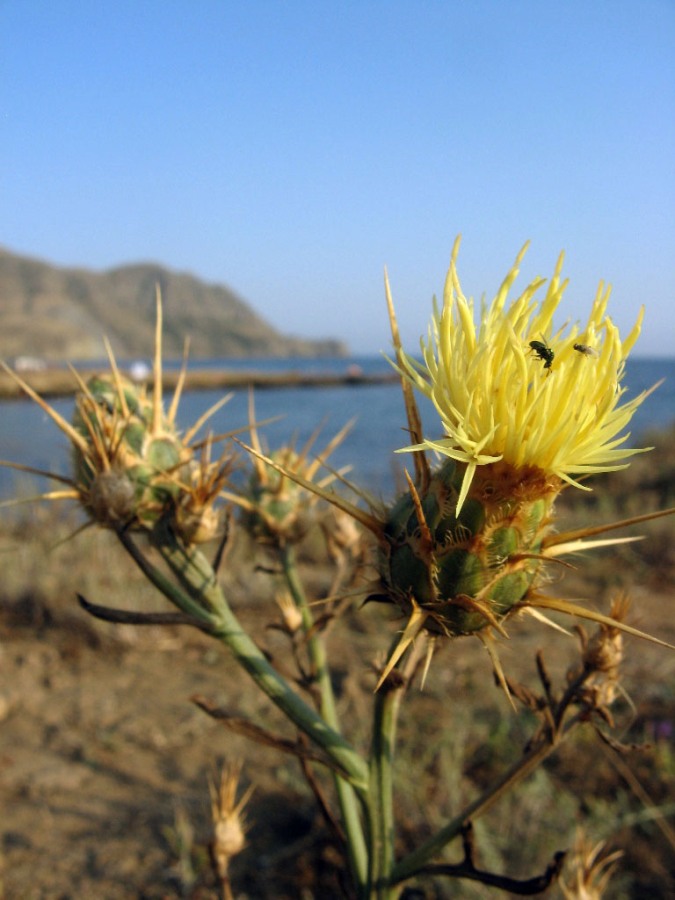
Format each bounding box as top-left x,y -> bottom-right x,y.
573,343 -> 599,358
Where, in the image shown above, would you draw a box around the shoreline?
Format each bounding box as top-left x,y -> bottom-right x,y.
0,366 -> 399,400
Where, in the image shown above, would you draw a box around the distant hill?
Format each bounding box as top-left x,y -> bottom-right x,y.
0,247 -> 347,360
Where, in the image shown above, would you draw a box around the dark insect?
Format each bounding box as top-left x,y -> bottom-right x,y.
573,343 -> 599,358
528,339 -> 554,370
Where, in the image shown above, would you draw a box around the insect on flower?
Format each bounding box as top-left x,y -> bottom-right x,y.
528,338 -> 555,369
573,342 -> 600,358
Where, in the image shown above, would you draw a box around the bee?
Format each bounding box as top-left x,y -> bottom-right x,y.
573,343 -> 599,358
528,338 -> 554,370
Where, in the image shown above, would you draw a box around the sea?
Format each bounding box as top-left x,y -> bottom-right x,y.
1,355 -> 674,505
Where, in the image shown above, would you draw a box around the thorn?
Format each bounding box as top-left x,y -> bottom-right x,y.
375,604 -> 428,691
403,469 -> 433,550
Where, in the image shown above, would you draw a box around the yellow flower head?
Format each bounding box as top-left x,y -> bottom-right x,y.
221,239 -> 674,693
395,237 -> 652,513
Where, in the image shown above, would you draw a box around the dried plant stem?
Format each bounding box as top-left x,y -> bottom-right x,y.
220,876 -> 234,900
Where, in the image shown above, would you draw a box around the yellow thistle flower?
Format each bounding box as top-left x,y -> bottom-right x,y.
394,236 -> 654,515
370,239 -> 672,684
238,238 -> 674,692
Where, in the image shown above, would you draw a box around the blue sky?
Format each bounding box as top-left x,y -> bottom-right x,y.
2,1 -> 674,356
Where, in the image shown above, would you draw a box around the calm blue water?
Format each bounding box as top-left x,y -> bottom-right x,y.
1,356 -> 673,503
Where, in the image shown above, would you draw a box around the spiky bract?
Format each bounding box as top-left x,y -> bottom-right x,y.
0,295 -> 234,545
243,448 -> 312,543
382,458 -> 556,636
72,373 -> 190,530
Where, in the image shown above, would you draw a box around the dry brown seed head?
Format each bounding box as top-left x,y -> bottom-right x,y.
209,762 -> 252,881
275,589 -> 303,634
559,829 -> 623,900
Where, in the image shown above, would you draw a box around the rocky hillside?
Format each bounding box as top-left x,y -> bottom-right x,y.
0,247 -> 347,360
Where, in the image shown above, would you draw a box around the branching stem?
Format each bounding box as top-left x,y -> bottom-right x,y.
280,543 -> 369,893
118,523 -> 370,795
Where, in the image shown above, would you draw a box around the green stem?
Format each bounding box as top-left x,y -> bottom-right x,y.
368,683 -> 399,899
280,544 -> 369,894
123,523 -> 370,794
117,528 -> 215,625
366,631 -> 413,899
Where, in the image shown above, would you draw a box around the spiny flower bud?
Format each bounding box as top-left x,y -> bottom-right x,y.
72,373 -> 190,530
381,458 -> 556,637
236,417 -> 355,548
0,294 -> 235,545
243,448 -> 312,543
173,497 -> 222,545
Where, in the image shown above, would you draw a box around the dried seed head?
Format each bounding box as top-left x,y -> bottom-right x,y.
576,594 -> 628,710
584,595 -> 629,669
321,506 -> 364,564
275,589 -> 303,634
559,830 -> 623,900
209,762 -> 253,881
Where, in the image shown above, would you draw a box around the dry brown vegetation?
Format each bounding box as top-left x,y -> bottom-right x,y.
1,427 -> 674,898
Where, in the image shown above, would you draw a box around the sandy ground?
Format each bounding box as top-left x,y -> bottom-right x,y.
1,506 -> 674,899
